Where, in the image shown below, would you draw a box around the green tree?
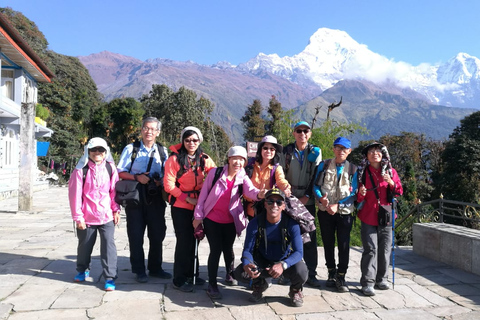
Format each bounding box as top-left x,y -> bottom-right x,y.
267,95 -> 283,137
241,99 -> 265,141
104,98 -> 145,155
437,111 -> 480,202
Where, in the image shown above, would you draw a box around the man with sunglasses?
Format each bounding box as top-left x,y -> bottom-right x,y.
280,121 -> 322,287
240,189 -> 308,307
117,117 -> 171,283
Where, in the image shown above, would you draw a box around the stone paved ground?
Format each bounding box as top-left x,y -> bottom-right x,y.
0,187 -> 479,319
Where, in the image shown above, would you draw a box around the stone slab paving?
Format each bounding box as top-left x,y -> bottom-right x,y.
0,187 -> 480,319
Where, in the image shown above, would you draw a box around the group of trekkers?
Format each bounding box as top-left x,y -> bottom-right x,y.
68,116 -> 403,307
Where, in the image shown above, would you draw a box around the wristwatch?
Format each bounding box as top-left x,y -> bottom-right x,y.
281,261 -> 288,270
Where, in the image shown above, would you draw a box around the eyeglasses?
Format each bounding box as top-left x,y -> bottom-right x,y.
184,139 -> 200,144
142,127 -> 158,132
266,199 -> 284,206
368,148 -> 382,154
262,147 -> 276,152
334,146 -> 348,151
89,147 -> 106,153
295,129 -> 310,134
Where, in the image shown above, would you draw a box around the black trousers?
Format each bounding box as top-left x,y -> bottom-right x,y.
171,206 -> 200,286
302,204 -> 318,277
203,218 -> 236,286
318,209 -> 353,274
125,195 -> 166,275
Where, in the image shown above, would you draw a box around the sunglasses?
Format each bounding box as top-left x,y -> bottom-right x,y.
89,147 -> 106,153
295,129 -> 310,134
184,139 -> 200,143
262,147 -> 276,152
266,199 -> 284,206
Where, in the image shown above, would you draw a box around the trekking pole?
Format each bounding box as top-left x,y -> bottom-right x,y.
391,198 -> 396,290
193,238 -> 198,292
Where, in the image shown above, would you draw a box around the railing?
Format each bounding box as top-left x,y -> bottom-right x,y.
395,197 -> 480,245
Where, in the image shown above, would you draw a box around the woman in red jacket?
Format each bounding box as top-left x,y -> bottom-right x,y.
356,142 -> 402,297
164,126 -> 215,292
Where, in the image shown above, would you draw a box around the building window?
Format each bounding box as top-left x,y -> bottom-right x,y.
1,70 -> 14,100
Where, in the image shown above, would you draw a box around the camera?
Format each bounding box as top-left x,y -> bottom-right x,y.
147,172 -> 161,196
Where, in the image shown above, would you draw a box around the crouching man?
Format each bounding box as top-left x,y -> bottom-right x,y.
237,188 -> 308,307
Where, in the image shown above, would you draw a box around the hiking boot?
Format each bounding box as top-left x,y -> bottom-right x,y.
74,270 -> 90,282
149,270 -> 172,279
277,274 -> 290,285
173,281 -> 194,292
325,268 -> 336,287
375,281 -> 390,290
249,279 -> 268,303
104,279 -> 116,291
289,288 -> 304,307
306,275 -> 322,287
335,273 -> 349,292
361,285 -> 376,296
134,273 -> 148,283
206,284 -> 222,299
187,276 -> 206,286
225,273 -> 238,286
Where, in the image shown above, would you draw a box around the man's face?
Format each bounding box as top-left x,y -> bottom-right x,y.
293,125 -> 311,144
264,195 -> 285,220
333,145 -> 351,162
141,121 -> 160,144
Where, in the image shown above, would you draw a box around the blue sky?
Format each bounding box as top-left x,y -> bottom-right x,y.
4,0 -> 480,66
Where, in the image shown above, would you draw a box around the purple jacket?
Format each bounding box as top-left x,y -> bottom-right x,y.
68,159 -> 120,225
194,165 -> 260,236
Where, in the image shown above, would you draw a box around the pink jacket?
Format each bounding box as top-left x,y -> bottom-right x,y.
194,165 -> 260,236
68,159 -> 120,225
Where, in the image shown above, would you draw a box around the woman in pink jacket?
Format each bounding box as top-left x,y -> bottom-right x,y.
193,146 -> 265,299
68,137 -> 120,291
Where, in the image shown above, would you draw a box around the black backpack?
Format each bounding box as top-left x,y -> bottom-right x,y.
82,161 -> 113,187
210,166 -> 243,196
254,211 -> 291,254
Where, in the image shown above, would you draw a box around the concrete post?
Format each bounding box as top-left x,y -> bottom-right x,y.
18,102 -> 35,212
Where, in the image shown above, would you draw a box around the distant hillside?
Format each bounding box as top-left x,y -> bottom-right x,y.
295,80 -> 476,145
79,51 -> 322,143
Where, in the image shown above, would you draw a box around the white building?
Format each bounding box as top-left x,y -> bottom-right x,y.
0,12 -> 54,199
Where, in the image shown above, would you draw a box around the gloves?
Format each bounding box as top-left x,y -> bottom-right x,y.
193,224 -> 205,241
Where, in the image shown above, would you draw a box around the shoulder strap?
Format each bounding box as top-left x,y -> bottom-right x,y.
82,162 -> 113,188
316,159 -> 332,186
270,163 -> 279,188
283,144 -> 294,174
211,166 -> 223,189
255,212 -> 268,253
367,167 -> 380,201
128,140 -> 141,173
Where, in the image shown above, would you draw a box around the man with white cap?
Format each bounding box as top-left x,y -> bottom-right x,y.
280,121 -> 322,287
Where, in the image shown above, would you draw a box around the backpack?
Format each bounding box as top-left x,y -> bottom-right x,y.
244,158 -> 279,189
210,166 -> 243,196
315,159 -> 357,187
254,211 -> 291,254
130,139 -> 168,201
283,143 -> 316,176
82,161 -> 113,187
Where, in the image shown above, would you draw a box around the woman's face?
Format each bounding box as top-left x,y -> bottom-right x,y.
88,146 -> 106,164
261,142 -> 276,162
366,147 -> 383,164
183,133 -> 200,155
228,156 -> 246,173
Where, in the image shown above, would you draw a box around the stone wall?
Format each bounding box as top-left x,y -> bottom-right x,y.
413,222 -> 480,276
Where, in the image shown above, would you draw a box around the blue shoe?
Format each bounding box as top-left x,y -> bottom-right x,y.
74,270 -> 90,282
104,280 -> 116,291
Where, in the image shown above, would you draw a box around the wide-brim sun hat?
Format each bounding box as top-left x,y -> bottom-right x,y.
227,146 -> 248,161
362,141 -> 385,156
258,135 -> 283,153
180,126 -> 203,144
